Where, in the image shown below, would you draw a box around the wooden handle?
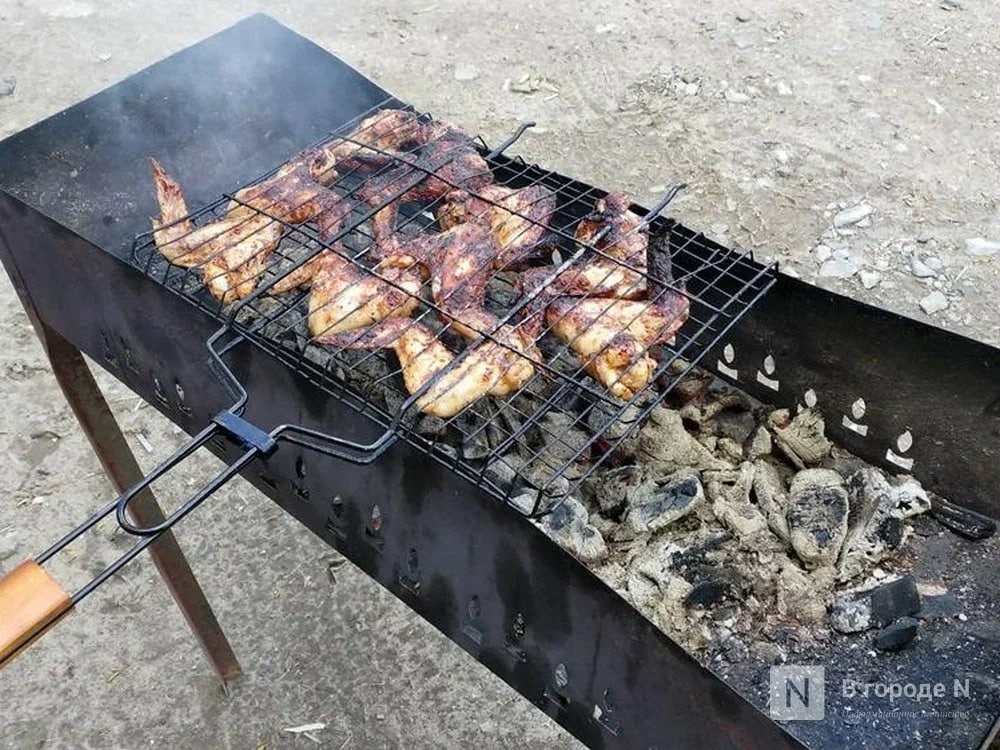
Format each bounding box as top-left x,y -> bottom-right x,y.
0,560 -> 73,668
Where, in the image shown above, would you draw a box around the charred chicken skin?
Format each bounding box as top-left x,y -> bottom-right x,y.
573,191 -> 647,267
436,184 -> 556,269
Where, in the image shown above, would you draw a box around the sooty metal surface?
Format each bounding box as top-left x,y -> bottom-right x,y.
0,12 -> 997,750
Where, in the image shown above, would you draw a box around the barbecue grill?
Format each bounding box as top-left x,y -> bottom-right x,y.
0,15 -> 997,750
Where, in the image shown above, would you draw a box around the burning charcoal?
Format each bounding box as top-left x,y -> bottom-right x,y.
837,468 -> 931,581
417,415 -> 449,439
637,407 -> 731,475
482,454 -> 521,492
622,470 -> 704,536
752,459 -> 791,542
586,399 -> 644,443
870,575 -> 921,627
716,437 -> 744,464
873,617 -> 919,652
706,463 -> 770,543
714,408 -> 757,447
746,425 -> 772,461
536,496 -> 608,564
776,562 -> 833,623
771,408 -> 831,468
787,468 -> 849,568
593,465 -> 643,516
917,592 -> 960,621
929,496 -> 996,540
828,589 -> 874,633
684,567 -> 746,610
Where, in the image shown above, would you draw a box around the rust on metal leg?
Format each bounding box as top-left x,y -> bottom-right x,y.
36,321 -> 242,683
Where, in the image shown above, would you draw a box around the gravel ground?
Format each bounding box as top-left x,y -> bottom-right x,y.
1,1 -> 998,748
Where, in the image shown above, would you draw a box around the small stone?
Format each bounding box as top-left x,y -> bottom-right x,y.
818,258 -> 861,279
776,81 -> 793,96
724,90 -> 750,104
859,270 -> 881,289
964,237 -> 1000,256
873,617 -> 919,651
870,575 -> 921,626
919,290 -> 949,315
910,252 -> 937,278
815,245 -> 832,263
98,53 -> 112,63
453,64 -> 480,82
0,76 -> 15,99
623,471 -> 704,535
787,469 -> 849,568
735,10 -> 753,21
829,590 -> 873,633
957,612 -> 968,622
924,256 -> 944,271
833,204 -> 873,228
0,534 -> 17,563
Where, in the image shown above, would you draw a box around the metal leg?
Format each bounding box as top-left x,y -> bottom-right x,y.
36,321 -> 242,684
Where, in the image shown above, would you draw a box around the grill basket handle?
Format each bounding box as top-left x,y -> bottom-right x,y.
0,561 -> 73,669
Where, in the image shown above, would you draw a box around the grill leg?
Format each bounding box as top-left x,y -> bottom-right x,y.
36,321 -> 243,684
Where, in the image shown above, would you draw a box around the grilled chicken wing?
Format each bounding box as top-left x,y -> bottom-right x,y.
546,294 -> 689,400
316,317 -> 537,417
149,157 -> 350,302
437,185 -> 556,269
304,109 -> 426,182
307,251 -> 424,337
574,191 -> 647,266
361,130 -> 493,254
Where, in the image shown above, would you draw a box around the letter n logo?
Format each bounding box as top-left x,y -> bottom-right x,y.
770,665 -> 825,720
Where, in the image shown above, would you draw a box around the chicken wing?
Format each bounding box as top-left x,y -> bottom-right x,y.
316,317 -> 537,418
546,294 -> 689,400
437,184 -> 556,269
574,191 -> 647,266
307,251 -> 424,338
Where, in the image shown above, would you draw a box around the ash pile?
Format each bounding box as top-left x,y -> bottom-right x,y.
518,364 -> 987,664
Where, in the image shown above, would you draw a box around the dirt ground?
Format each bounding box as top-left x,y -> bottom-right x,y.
1,1 -> 998,748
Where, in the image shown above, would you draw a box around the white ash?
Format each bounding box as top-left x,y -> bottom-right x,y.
530,373 -> 935,662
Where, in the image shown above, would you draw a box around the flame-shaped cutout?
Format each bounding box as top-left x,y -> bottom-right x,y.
897,430 -> 913,453
851,398 -> 866,420
723,343 -> 735,363
763,354 -> 776,375
804,388 -> 817,408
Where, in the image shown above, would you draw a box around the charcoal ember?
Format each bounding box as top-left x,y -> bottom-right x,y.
592,464 -> 643,516
870,575 -> 921,627
930,496 -> 996,540
706,463 -> 769,543
622,470 -> 704,536
716,437 -> 745,464
536,496 -> 608,564
746,425 -> 772,461
714,408 -> 757,446
459,416 -> 501,460
684,567 -> 745,610
586,398 -> 644,444
873,617 -> 919,652
534,412 -> 593,479
486,271 -> 519,308
821,447 -> 868,480
417,415 -> 449,439
917,592 -> 960,621
787,468 -> 849,568
752,459 -> 791,542
828,589 -> 874,633
771,408 -> 831,468
669,368 -> 714,406
637,407 -> 731,475
837,468 -> 931,581
482,453 -> 522,492
776,562 -> 833,623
